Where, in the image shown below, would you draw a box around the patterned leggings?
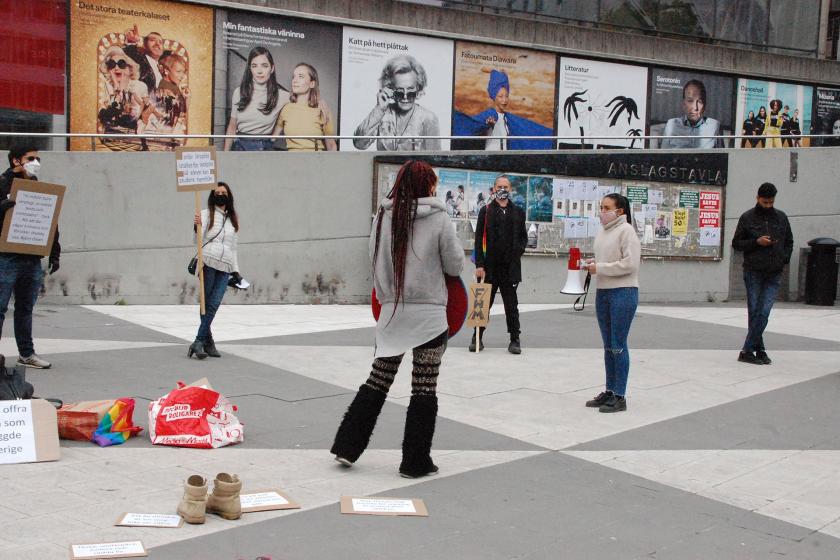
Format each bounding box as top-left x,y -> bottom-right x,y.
365,331 -> 448,396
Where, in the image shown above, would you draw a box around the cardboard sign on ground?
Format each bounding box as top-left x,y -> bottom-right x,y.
115,513 -> 183,528
340,496 -> 428,517
0,399 -> 60,465
0,179 -> 65,256
69,541 -> 147,559
466,282 -> 492,328
240,489 -> 301,513
175,146 -> 217,192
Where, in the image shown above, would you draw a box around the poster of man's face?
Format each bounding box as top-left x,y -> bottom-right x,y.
340,26 -> 454,152
648,69 -> 734,149
735,79 -> 813,149
451,41 -> 556,151
812,87 -> 840,147
216,11 -> 341,146
69,0 -> 214,151
557,57 -> 648,149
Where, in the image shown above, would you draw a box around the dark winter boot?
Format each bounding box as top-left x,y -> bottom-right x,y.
399,394 -> 439,478
468,327 -> 485,352
204,336 -> 221,358
508,334 -> 522,355
330,384 -> 387,465
188,339 -> 207,360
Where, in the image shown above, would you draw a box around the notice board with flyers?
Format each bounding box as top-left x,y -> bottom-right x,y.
373,153 -> 726,261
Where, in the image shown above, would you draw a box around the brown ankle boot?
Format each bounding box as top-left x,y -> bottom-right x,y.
206,473 -> 242,520
177,475 -> 208,524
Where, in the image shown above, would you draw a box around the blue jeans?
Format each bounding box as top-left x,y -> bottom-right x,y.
196,265 -> 230,342
232,138 -> 274,151
595,287 -> 638,397
742,270 -> 782,352
0,254 -> 44,357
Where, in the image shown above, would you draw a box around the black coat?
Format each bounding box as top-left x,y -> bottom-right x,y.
0,168 -> 61,262
474,201 -> 527,283
732,205 -> 793,273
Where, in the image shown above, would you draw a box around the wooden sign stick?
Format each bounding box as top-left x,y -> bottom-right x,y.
475,326 -> 480,354
194,191 -> 206,315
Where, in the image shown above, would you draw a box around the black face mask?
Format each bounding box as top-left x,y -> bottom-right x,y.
211,194 -> 229,206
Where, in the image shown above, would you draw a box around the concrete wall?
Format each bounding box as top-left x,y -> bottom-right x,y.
216,0 -> 840,85
17,148 -> 840,305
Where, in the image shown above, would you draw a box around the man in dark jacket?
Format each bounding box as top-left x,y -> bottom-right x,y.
122,24 -> 171,93
0,145 -> 60,369
731,182 -> 792,365
472,175 -> 528,354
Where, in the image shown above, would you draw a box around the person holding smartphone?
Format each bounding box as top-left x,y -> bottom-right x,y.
731,182 -> 793,365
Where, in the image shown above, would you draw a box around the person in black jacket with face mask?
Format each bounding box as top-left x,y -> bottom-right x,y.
731,182 -> 793,365
0,145 -> 60,369
472,174 -> 528,354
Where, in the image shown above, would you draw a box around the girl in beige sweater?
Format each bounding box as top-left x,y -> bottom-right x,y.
582,194 -> 641,413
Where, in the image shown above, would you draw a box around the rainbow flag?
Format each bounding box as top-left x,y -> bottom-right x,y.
91,398 -> 143,447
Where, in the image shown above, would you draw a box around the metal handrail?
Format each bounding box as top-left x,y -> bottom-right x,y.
0,132 -> 835,142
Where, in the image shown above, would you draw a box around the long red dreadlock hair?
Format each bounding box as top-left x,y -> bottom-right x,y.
373,160 -> 438,312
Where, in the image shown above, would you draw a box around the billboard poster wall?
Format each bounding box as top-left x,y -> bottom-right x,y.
648,68 -> 734,149
557,57 -> 648,149
735,79 -> 812,148
340,26 -> 454,152
69,0 -> 213,151
218,11 -> 341,152
451,41 -> 556,151
811,87 -> 840,147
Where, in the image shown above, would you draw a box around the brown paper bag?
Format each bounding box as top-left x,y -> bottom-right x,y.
57,400 -> 116,441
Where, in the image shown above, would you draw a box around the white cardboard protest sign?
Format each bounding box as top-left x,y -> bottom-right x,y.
340,496 -> 428,517
115,513 -> 183,528
0,179 -> 65,256
70,540 -> 147,559
240,489 -> 301,513
0,399 -> 60,465
175,146 -> 218,192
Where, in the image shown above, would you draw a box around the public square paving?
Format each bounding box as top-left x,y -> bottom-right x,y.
1,302 -> 840,559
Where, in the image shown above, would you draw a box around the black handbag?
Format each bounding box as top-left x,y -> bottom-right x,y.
0,354 -> 34,400
188,215 -> 226,276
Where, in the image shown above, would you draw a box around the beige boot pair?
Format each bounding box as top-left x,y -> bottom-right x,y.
177,473 -> 242,524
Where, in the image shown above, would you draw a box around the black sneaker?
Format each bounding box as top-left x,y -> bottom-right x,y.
399,464 -> 439,479
586,391 -> 612,408
508,337 -> 521,355
599,394 -> 627,413
738,351 -> 763,365
755,351 -> 772,365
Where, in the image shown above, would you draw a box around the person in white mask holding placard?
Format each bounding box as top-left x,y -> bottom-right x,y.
0,145 -> 60,370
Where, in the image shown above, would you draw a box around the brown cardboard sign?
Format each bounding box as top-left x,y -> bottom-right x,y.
340,496 -> 428,517
466,282 -> 492,328
0,179 -> 65,256
175,146 -> 217,192
0,399 -> 60,465
240,489 -> 301,513
69,540 -> 148,559
115,513 -> 184,528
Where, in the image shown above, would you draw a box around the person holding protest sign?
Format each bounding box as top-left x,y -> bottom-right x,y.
331,160 -> 463,478
582,194 -> 641,413
472,175 -> 528,354
224,47 -> 290,152
0,145 -> 60,369
189,182 -> 241,359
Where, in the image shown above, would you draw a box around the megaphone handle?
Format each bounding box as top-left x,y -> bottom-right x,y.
573,272 -> 592,312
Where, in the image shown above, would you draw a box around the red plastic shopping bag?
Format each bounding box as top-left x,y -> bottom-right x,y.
148,378 -> 244,448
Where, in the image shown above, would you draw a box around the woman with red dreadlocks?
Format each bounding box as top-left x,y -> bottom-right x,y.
330,160 -> 464,478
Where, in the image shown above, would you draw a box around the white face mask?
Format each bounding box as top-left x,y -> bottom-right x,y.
22,160 -> 40,177
599,210 -> 618,225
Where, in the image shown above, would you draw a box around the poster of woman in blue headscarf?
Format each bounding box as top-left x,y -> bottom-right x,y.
451,41 -> 556,151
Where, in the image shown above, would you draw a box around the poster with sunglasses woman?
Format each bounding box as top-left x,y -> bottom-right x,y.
341,27 -> 453,151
